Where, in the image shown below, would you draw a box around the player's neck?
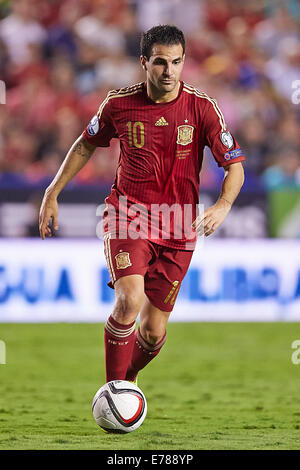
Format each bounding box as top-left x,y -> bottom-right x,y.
146,80 -> 181,103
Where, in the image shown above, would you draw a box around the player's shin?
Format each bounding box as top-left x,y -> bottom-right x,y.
125,328 -> 167,381
104,315 -> 136,381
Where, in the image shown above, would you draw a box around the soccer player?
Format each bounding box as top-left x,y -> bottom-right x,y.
39,25 -> 245,384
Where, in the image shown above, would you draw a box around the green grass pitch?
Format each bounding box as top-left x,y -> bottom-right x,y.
0,322 -> 300,450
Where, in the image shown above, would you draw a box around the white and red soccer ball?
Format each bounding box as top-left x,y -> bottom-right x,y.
92,380 -> 147,433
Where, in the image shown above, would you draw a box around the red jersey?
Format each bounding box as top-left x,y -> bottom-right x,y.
82,81 -> 245,250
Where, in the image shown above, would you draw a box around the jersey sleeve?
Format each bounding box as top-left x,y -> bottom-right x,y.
204,99 -> 245,167
82,95 -> 118,147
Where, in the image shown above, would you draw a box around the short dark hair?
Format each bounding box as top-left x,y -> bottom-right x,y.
140,25 -> 185,60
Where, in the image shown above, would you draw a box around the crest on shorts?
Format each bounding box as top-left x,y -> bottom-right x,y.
115,252 -> 132,270
176,125 -> 194,146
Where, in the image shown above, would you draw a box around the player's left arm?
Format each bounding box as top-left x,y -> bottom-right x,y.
192,161 -> 244,236
192,98 -> 246,237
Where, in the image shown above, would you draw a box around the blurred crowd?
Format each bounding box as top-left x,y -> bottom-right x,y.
0,0 -> 300,190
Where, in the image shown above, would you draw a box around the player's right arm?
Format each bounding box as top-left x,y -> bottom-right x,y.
39,136 -> 96,239
39,94 -> 117,240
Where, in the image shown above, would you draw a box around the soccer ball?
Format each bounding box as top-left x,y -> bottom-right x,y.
92,380 -> 147,433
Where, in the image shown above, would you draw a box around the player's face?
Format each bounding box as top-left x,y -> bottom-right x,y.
141,43 -> 185,95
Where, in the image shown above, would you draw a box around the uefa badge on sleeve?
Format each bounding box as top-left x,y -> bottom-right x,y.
87,115 -> 99,136
220,131 -> 234,149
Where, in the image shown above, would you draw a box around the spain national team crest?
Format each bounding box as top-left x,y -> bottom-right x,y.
115,252 -> 132,270
176,125 -> 194,146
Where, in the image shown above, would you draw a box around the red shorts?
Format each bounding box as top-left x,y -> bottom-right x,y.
103,234 -> 193,312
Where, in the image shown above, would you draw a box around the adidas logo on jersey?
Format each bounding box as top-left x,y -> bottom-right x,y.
155,117 -> 168,126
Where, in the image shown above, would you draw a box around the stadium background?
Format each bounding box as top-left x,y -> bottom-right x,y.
0,0 -> 300,322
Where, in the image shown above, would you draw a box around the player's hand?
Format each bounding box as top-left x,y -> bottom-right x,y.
192,198 -> 231,237
39,193 -> 59,240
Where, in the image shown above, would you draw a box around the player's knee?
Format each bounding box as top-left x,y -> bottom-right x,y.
113,291 -> 142,321
142,328 -> 165,346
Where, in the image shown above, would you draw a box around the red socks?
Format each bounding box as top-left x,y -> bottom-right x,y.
104,317 -> 167,382
126,328 -> 167,382
104,315 -> 136,382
